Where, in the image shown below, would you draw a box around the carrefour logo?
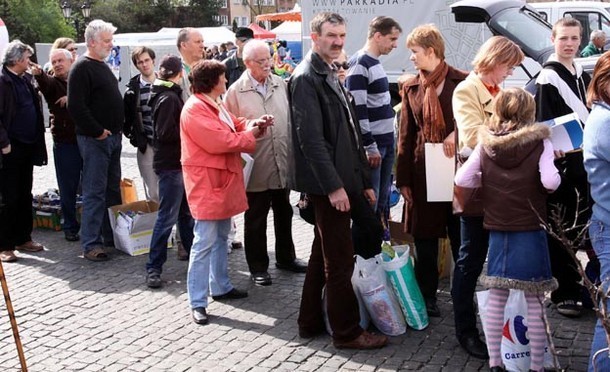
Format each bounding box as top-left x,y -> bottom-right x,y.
503,315 -> 530,345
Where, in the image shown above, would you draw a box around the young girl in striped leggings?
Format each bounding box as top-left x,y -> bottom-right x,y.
455,87 -> 561,371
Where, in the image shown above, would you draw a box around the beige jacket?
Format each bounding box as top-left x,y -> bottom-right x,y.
452,72 -> 495,151
224,71 -> 289,192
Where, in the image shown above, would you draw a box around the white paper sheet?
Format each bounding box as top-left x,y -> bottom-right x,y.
424,143 -> 456,202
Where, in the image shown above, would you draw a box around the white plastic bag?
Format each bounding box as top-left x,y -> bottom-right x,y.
477,290 -> 557,371
352,255 -> 406,336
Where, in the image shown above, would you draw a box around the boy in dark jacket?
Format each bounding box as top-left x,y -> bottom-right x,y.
145,54 -> 194,288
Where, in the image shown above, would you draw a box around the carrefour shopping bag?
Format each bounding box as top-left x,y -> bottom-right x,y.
378,245 -> 429,330
353,255 -> 406,336
477,290 -> 557,371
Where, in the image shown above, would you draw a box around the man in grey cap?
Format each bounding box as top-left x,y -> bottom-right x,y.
223,27 -> 254,87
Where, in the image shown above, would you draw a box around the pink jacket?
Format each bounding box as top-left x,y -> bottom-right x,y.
180,93 -> 256,220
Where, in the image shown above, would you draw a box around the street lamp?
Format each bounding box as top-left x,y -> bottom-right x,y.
61,1 -> 92,41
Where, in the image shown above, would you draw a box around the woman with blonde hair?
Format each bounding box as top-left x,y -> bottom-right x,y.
455,87 -> 560,372
451,35 -> 524,359
396,24 -> 467,317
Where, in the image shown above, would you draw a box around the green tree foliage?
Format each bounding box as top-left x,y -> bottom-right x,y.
0,0 -> 74,52
0,0 -> 223,51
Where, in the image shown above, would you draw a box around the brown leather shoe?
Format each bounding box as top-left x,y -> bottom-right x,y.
15,241 -> 44,252
0,250 -> 18,262
333,331 -> 388,350
176,241 -> 189,261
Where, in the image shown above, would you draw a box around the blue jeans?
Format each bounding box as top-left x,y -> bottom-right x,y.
53,142 -> 82,234
451,215 -> 489,341
369,142 -> 395,214
588,215 -> 610,371
146,170 -> 194,273
77,133 -> 122,252
187,219 -> 233,309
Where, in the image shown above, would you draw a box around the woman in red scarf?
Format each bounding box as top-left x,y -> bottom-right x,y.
395,24 -> 468,317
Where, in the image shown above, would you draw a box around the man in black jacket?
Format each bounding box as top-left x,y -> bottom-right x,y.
223,27 -> 253,88
145,54 -> 194,288
123,46 -> 158,203
0,40 -> 47,262
32,48 -> 81,242
289,12 -> 387,350
535,17 -> 591,318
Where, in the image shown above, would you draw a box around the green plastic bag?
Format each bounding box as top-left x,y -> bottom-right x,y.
378,245 -> 429,330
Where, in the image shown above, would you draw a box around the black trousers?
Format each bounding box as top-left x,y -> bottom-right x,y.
0,141 -> 35,251
298,194 -> 362,342
244,189 -> 296,273
350,192 -> 383,259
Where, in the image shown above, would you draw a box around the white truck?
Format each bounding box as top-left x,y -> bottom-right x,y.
300,0 -> 489,84
300,0 -> 606,93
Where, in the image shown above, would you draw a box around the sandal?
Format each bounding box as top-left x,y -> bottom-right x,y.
84,247 -> 109,262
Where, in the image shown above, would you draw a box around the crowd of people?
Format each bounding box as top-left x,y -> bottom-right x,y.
0,10 -> 609,370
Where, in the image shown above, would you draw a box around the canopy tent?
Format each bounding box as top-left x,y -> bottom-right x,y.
271,21 -> 301,42
256,3 -> 301,22
248,23 -> 276,39
156,27 -> 235,46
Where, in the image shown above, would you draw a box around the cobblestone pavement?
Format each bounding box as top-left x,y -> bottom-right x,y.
0,133 -> 596,371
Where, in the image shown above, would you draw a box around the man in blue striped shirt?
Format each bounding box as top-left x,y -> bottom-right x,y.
346,16 -> 401,224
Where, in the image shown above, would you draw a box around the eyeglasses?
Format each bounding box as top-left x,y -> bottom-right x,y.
68,47 -> 78,52
254,57 -> 273,66
333,61 -> 349,70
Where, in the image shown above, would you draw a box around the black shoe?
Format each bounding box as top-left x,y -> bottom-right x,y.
64,232 -> 80,242
212,288 -> 248,301
146,271 -> 162,288
251,272 -> 272,286
176,241 -> 189,261
556,300 -> 582,318
231,241 -> 243,250
298,326 -> 325,338
425,298 -> 441,317
459,335 -> 489,359
275,259 -> 308,273
490,367 -> 505,372
192,307 -> 208,325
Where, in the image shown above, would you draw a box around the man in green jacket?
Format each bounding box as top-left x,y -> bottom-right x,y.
581,30 -> 605,57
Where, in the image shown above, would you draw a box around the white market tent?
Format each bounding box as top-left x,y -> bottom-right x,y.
156,27 -> 236,46
271,21 -> 301,42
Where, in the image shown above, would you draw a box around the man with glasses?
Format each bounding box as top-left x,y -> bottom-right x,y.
224,39 -> 307,287
224,27 -> 254,88
123,46 -> 159,203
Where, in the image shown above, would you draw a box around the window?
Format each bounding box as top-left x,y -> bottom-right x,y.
220,0 -> 227,7
241,16 -> 248,26
566,12 -> 610,51
214,15 -> 229,26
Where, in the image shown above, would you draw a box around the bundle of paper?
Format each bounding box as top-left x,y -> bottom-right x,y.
542,112 -> 583,153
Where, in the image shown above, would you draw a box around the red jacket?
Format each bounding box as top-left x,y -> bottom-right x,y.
180,93 -> 256,220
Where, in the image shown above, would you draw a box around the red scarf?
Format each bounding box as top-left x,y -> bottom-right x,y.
420,61 -> 449,143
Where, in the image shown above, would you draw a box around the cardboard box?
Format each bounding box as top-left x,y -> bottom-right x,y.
32,208 -> 62,231
108,200 -> 160,256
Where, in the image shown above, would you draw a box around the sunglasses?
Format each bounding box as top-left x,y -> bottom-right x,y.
333,61 -> 349,70
68,47 -> 78,52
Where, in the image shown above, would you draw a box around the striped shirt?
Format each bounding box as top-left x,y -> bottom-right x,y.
346,50 -> 395,150
138,76 -> 153,141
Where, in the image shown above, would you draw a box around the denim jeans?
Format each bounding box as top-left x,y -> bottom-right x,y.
77,133 -> 122,252
588,215 -> 610,371
146,170 -> 194,274
451,215 -> 489,341
53,142 -> 82,234
369,142 -> 395,214
187,219 -> 234,309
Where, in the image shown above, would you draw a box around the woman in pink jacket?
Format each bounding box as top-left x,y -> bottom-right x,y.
180,60 -> 273,325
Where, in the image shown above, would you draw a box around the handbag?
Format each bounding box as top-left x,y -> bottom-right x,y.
296,193 -> 315,225
452,129 -> 484,216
